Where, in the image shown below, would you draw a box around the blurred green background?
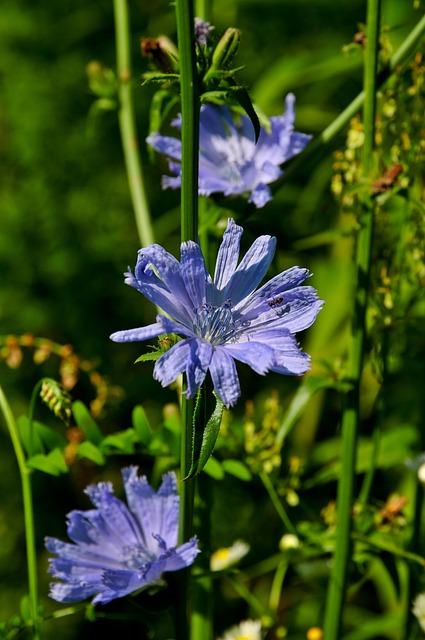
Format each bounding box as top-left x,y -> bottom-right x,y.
1,0 -> 424,638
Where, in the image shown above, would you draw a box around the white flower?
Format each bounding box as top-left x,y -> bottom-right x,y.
217,619 -> 262,640
210,540 -> 250,571
413,593 -> 425,632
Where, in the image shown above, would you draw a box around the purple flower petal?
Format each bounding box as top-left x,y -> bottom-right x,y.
111,219 -> 323,407
147,96 -> 311,207
213,218 -> 243,292
46,470 -> 199,604
110,320 -> 164,343
153,339 -> 192,387
209,347 -> 241,407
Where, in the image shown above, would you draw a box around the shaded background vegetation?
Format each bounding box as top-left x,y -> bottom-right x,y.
1,0 -> 424,638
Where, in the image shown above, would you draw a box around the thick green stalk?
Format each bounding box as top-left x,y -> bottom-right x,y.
323,1 -> 381,638
195,0 -> 213,21
113,0 -> 155,247
175,0 -> 200,245
0,384 -> 41,640
174,0 -> 200,639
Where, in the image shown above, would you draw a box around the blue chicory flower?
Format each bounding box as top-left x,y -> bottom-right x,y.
110,219 -> 323,408
146,94 -> 311,208
45,469 -> 199,604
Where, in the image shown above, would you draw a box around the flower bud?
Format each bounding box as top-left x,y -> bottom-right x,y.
211,28 -> 241,71
141,36 -> 179,74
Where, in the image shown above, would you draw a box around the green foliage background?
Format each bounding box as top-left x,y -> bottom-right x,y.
0,0 -> 424,638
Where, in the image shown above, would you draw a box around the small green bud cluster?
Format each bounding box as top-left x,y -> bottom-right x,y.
40,379 -> 72,425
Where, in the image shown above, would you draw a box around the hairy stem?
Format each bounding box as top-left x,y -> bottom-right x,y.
0,384 -> 41,639
323,1 -> 381,637
113,0 -> 155,247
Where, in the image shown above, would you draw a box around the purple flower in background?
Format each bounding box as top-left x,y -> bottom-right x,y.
147,94 -> 311,208
110,219 -> 323,407
194,17 -> 214,45
45,469 -> 199,604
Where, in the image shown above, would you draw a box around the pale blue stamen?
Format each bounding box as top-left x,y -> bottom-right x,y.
193,301 -> 236,345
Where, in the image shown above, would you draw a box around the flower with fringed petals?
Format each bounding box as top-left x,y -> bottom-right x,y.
147,94 -> 311,208
110,219 -> 323,408
45,469 -> 199,604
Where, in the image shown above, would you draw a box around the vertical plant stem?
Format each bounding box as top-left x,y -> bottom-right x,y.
260,471 -> 297,535
323,1 -> 381,638
0,384 -> 41,640
190,474 -> 213,640
174,0 -> 200,638
175,0 -> 200,245
113,0 -> 155,248
195,0 -> 213,21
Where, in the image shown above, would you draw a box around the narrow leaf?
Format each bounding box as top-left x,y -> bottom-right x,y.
101,429 -> 137,454
134,351 -> 162,363
26,449 -> 68,476
77,441 -> 106,465
185,390 -> 224,479
72,401 -> 103,445
229,84 -> 260,143
132,405 -> 152,445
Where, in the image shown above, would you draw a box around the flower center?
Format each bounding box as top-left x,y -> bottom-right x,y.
192,301 -> 236,345
122,544 -> 155,570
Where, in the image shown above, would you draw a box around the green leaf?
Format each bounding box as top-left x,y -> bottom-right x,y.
77,441 -> 106,465
276,376 -> 338,448
18,596 -> 30,623
306,424 -> 419,488
134,351 -> 162,363
228,83 -> 260,143
17,416 -> 44,457
142,72 -> 180,85
26,448 -> 68,476
132,405 -> 152,445
72,401 -> 103,445
101,429 -> 137,454
185,389 -> 225,479
18,416 -> 68,458
222,459 -> 253,482
203,456 -> 225,480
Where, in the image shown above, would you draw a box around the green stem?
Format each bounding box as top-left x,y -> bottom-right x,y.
276,12 -> 425,189
0,384 -> 41,639
175,0 -> 200,244
323,1 -> 381,638
113,0 -> 155,248
260,471 -> 297,535
174,0 -> 200,634
190,475 -> 213,640
195,0 -> 213,21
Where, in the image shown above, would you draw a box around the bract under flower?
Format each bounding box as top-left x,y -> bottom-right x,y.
45,469 -> 199,604
110,219 -> 323,408
147,94 -> 311,208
